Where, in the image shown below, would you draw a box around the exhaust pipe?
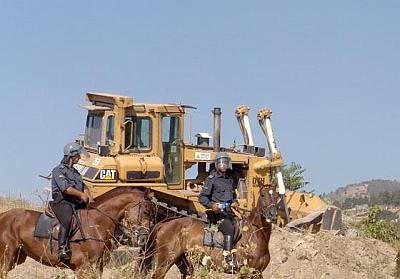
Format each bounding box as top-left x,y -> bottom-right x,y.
213,107 -> 221,152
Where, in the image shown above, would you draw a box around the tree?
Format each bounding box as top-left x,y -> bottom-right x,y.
282,162 -> 310,191
343,198 -> 356,209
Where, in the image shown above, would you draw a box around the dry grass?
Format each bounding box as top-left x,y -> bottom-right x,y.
0,196 -> 37,213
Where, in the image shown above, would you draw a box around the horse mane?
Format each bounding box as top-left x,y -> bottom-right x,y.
92,186 -> 145,207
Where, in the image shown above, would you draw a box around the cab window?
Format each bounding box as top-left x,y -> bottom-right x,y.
125,116 -> 151,150
106,115 -> 115,146
85,112 -> 103,149
162,115 -> 181,184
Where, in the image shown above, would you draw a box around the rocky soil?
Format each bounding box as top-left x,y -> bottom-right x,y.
6,226 -> 398,279
265,227 -> 397,279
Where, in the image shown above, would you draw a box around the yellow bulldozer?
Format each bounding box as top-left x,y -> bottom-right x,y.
73,92 -> 341,232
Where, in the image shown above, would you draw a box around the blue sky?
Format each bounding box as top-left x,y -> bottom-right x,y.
0,1 -> 399,198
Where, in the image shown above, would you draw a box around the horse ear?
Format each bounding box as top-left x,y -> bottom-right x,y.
271,181 -> 278,192
144,188 -> 154,199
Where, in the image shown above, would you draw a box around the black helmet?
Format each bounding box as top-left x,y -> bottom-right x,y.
63,142 -> 89,160
215,152 -> 232,172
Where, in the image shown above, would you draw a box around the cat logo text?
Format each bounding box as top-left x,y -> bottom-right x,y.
98,169 -> 117,180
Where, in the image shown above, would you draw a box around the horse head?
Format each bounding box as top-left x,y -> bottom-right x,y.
122,188 -> 153,247
258,184 -> 278,223
94,187 -> 154,247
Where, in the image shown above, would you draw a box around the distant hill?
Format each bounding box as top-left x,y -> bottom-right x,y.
322,179 -> 400,208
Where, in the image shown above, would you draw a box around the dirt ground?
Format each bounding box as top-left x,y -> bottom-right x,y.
6,226 -> 398,279
264,227 -> 397,279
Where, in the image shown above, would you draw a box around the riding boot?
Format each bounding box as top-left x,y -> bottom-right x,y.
58,226 -> 71,262
223,235 -> 235,272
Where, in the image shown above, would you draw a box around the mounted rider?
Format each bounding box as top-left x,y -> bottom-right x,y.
51,142 -> 93,262
198,152 -> 239,268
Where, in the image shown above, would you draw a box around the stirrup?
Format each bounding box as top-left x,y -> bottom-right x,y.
224,260 -> 236,273
223,251 -> 237,273
58,246 -> 71,262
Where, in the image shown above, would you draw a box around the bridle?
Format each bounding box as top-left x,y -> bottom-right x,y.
259,184 -> 277,223
88,197 -> 152,246
125,198 -> 152,247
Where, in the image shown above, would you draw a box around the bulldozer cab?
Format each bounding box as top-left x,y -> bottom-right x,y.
80,92 -> 185,189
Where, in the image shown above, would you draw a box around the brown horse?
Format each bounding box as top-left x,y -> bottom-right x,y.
143,184 -> 277,279
0,187 -> 153,278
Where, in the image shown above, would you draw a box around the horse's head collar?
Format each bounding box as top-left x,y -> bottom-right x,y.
123,197 -> 153,247
259,185 -> 278,223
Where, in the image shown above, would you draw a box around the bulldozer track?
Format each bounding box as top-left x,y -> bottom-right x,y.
151,197 -> 207,222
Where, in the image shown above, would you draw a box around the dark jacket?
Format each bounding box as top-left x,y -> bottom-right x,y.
51,163 -> 86,203
198,171 -> 238,209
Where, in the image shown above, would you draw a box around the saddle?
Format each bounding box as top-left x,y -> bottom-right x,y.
34,202 -> 85,242
202,211 -> 243,249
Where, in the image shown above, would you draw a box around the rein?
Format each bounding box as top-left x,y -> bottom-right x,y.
67,199 -> 146,243
88,198 -> 145,229
246,185 -> 277,230
89,205 -> 120,226
259,186 -> 277,216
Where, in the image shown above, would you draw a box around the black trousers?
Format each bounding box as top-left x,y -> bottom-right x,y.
214,210 -> 234,237
52,199 -> 75,231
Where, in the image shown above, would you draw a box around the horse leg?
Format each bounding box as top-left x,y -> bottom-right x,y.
140,253 -> 152,274
14,246 -> 27,266
73,253 -> 104,279
75,263 -> 102,279
151,258 -> 175,279
151,250 -> 183,279
176,254 -> 193,279
0,241 -> 21,276
0,243 -> 12,277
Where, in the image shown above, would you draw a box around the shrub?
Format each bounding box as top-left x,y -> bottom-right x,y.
361,205 -> 400,243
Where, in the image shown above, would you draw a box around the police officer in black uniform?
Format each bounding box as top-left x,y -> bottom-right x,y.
51,142 -> 92,262
199,152 -> 239,267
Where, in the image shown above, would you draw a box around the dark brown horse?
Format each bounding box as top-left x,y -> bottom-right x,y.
0,187 -> 153,278
143,184 -> 277,279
